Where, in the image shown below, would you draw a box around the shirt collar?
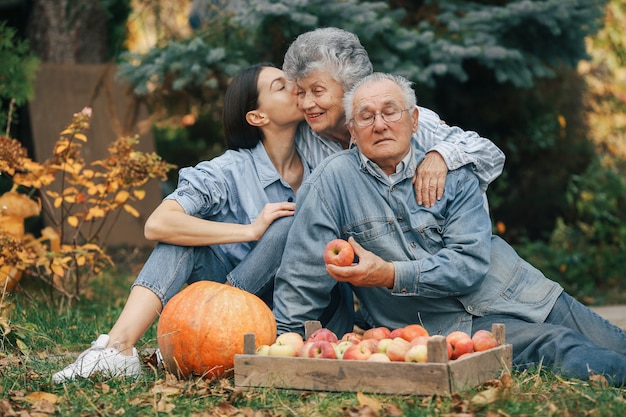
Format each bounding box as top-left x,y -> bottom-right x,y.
251,141 -> 311,189
358,147 -> 422,185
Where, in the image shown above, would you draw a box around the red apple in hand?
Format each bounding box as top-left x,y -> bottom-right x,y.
472,329 -> 498,352
446,330 -> 474,360
324,239 -> 355,266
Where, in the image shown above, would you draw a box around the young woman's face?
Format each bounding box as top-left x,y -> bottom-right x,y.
296,70 -> 350,145
256,67 -> 303,126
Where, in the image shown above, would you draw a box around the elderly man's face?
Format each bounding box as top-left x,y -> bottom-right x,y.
347,79 -> 418,175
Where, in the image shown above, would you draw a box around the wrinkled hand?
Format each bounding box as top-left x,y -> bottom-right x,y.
326,237 -> 395,289
250,201 -> 296,240
413,151 -> 448,207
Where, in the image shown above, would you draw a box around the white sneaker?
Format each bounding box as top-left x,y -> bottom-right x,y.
52,334 -> 142,383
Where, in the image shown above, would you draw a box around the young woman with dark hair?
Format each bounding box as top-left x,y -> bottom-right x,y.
52,64 -> 307,382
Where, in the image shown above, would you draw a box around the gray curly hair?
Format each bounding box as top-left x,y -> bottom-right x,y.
282,27 -> 373,92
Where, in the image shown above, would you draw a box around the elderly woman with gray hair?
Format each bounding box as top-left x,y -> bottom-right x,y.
284,27 -> 505,207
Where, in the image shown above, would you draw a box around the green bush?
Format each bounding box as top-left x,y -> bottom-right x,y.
0,21 -> 39,135
514,158 -> 626,304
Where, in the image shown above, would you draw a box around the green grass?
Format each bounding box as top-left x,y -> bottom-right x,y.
1,264 -> 625,416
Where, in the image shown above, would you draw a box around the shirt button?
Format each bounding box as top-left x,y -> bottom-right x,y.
390,186 -> 395,192
467,306 -> 474,312
410,242 -> 417,248
401,288 -> 407,293
397,216 -> 403,222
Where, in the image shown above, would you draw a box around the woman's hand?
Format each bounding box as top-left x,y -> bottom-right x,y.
413,151 -> 448,208
249,201 -> 296,240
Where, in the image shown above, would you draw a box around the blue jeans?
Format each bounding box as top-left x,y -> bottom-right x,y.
473,292 -> 626,387
133,216 -> 294,308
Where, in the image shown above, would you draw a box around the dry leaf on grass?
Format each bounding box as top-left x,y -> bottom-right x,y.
357,392 -> 382,412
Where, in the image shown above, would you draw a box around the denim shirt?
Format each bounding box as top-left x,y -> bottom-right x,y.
165,141 -> 309,267
273,147 -> 562,337
295,105 -> 506,192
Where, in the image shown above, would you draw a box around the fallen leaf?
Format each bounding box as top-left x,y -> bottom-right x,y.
470,387 -> 500,407
357,392 -> 382,412
24,392 -> 58,404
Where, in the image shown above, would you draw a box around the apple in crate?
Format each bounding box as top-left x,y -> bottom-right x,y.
398,324 -> 429,342
308,327 -> 339,343
340,332 -> 363,344
299,340 -> 337,359
472,329 -> 498,352
334,341 -> 355,359
275,332 -> 305,354
324,239 -> 355,266
362,326 -> 391,341
385,337 -> 411,362
446,331 -> 474,360
342,343 -> 374,360
404,344 -> 428,363
368,352 -> 391,362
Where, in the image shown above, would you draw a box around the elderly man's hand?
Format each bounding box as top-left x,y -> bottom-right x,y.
413,151 -> 448,207
325,237 -> 395,289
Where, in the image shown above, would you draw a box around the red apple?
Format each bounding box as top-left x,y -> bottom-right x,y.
404,344 -> 428,363
324,239 -> 355,266
409,335 -> 431,347
389,328 -> 403,339
275,332 -> 305,355
446,331 -> 474,360
298,340 -> 337,359
342,343 -> 373,360
308,328 -> 339,343
362,326 -> 391,341
340,332 -> 363,344
359,338 -> 380,353
472,329 -> 498,352
385,337 -> 411,362
368,352 -> 391,362
399,324 -> 429,342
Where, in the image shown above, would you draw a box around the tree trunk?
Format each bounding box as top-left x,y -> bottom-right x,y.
26,0 -> 109,63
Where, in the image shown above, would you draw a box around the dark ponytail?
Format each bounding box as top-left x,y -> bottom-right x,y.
222,63 -> 275,150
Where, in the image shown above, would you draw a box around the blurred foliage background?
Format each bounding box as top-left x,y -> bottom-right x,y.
1,0 -> 625,304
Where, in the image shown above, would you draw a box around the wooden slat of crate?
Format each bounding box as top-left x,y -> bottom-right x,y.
234,355 -> 452,395
447,344 -> 513,392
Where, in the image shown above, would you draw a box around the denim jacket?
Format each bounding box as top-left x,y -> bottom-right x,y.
273,147 -> 562,337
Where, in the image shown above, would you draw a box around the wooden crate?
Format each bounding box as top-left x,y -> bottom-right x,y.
234,322 -> 512,396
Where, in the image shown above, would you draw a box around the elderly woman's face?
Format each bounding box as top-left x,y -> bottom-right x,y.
296,70 -> 350,144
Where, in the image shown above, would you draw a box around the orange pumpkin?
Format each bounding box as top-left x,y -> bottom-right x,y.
157,281 -> 276,379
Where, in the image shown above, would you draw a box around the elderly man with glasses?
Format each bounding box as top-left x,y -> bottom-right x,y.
272,72 -> 626,386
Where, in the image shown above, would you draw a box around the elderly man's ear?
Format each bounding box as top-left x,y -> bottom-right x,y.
411,107 -> 419,132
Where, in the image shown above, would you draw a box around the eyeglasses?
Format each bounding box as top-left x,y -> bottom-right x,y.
351,107 -> 410,127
